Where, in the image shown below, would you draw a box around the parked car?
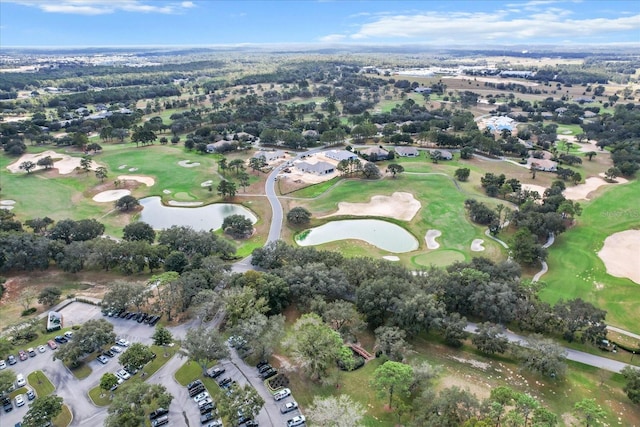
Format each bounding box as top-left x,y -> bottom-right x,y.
18,350 -> 28,361
54,336 -> 68,344
14,394 -> 25,407
27,348 -> 36,357
125,312 -> 137,320
64,331 -> 73,339
207,366 -> 225,378
189,384 -> 206,397
47,340 -> 58,350
258,364 -> 273,374
38,345 -> 46,353
137,313 -> 148,323
203,421 -> 223,427
287,415 -> 306,427
149,315 -> 162,326
199,403 -> 215,414
217,377 -> 232,387
2,396 -> 13,412
260,368 -> 277,379
103,349 -> 115,358
116,369 -> 131,380
273,388 -> 291,401
0,360 -> 6,370
198,397 -> 213,408
119,311 -> 129,318
245,421 -> 258,427
116,338 -> 130,347
7,355 -> 17,365
26,389 -> 36,400
109,346 -> 122,353
151,415 -> 169,427
256,360 -> 268,369
193,391 -> 210,403
149,408 -> 169,420
200,411 -> 216,424
97,355 -> 109,364
187,379 -> 203,390
280,401 -> 298,414
16,374 -> 26,387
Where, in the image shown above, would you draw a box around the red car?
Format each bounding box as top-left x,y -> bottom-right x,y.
18,350 -> 28,361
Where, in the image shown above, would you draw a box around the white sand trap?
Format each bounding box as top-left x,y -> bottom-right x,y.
0,206 -> 14,210
117,175 -> 155,187
163,189 -> 172,194
598,230 -> 640,284
93,189 -> 131,202
471,239 -> 485,252
201,180 -> 213,187
321,192 -> 421,221
521,183 -> 547,196
178,160 -> 200,168
118,165 -> 127,170
563,175 -> 629,201
7,150 -> 100,174
128,167 -> 138,172
426,229 -> 442,249
0,200 -> 16,205
383,256 -> 400,261
167,201 -> 204,207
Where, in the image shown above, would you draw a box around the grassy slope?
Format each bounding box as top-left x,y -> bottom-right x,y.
540,179 -> 640,330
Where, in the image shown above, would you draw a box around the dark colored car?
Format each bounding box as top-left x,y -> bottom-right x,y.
149,315 -> 162,326
200,412 -> 215,424
103,349 -> 115,358
137,313 -> 148,323
26,390 -> 36,401
200,403 -> 215,415
54,336 -> 68,344
2,396 -> 13,412
245,421 -> 259,427
119,311 -> 129,318
189,385 -> 206,397
126,312 -> 137,320
187,379 -> 203,390
260,368 -> 277,380
7,355 -> 16,365
149,408 -> 169,420
217,377 -> 232,387
256,360 -> 268,369
258,364 -> 272,374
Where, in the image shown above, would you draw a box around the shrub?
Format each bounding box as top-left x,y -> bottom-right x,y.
21,307 -> 37,316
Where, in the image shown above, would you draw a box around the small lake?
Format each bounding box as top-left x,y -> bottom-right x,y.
296,219 -> 418,253
139,196 -> 257,231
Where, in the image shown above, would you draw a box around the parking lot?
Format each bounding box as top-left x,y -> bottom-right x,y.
2,301 -> 304,426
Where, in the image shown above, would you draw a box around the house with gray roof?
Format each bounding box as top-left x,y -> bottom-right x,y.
324,149 -> 357,162
360,146 -> 389,161
296,161 -> 335,175
253,150 -> 286,164
394,146 -> 419,157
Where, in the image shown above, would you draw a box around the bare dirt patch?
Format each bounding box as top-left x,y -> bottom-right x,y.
425,229 -> 442,249
597,230 -> 640,284
117,175 -> 155,187
7,150 -> 100,174
521,183 -> 547,196
563,175 -> 629,201
320,192 -> 421,221
93,189 -> 131,202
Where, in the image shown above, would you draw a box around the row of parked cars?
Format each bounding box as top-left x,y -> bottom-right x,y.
0,332 -> 72,370
255,362 -> 305,427
186,379 -> 222,426
102,308 -> 162,326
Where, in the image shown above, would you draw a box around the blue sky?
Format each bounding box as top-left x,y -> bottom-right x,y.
1,0 -> 638,48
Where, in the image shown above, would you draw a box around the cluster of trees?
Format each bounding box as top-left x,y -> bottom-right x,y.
0,219 -> 236,274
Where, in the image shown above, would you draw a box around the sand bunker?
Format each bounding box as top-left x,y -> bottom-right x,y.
0,200 -> 16,206
178,160 -> 200,168
118,165 -> 127,170
521,183 -> 547,196
383,256 -> 400,261
598,230 -> 640,284
117,175 -> 155,187
93,189 -> 131,202
471,239 -> 485,252
163,189 -> 172,194
167,201 -> 204,207
321,192 -> 421,221
0,206 -> 14,210
563,175 -> 629,201
7,150 -> 100,174
425,229 -> 442,249
201,180 -> 213,187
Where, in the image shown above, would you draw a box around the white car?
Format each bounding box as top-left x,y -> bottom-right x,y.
116,338 -> 130,347
38,345 -> 46,353
16,373 -> 26,387
116,369 -> 131,380
193,391 -> 210,403
15,394 -> 25,407
110,346 -> 122,353
0,360 -> 6,370
273,388 -> 291,401
64,331 -> 73,339
287,415 -> 306,427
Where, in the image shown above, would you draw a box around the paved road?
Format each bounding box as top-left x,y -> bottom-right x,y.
464,322 -> 633,373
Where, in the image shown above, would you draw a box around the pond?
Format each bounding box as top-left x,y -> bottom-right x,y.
296,219 -> 418,253
139,196 -> 257,231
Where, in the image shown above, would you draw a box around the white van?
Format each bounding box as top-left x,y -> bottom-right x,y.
16,373 -> 26,387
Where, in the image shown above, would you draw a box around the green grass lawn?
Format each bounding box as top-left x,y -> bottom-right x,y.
88,386 -> 112,407
28,371 -> 56,396
541,179 -> 640,330
53,404 -> 72,427
174,359 -> 202,386
68,361 -> 92,379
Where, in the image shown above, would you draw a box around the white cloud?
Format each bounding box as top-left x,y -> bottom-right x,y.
319,34 -> 347,43
7,0 -> 195,15
342,10 -> 640,44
